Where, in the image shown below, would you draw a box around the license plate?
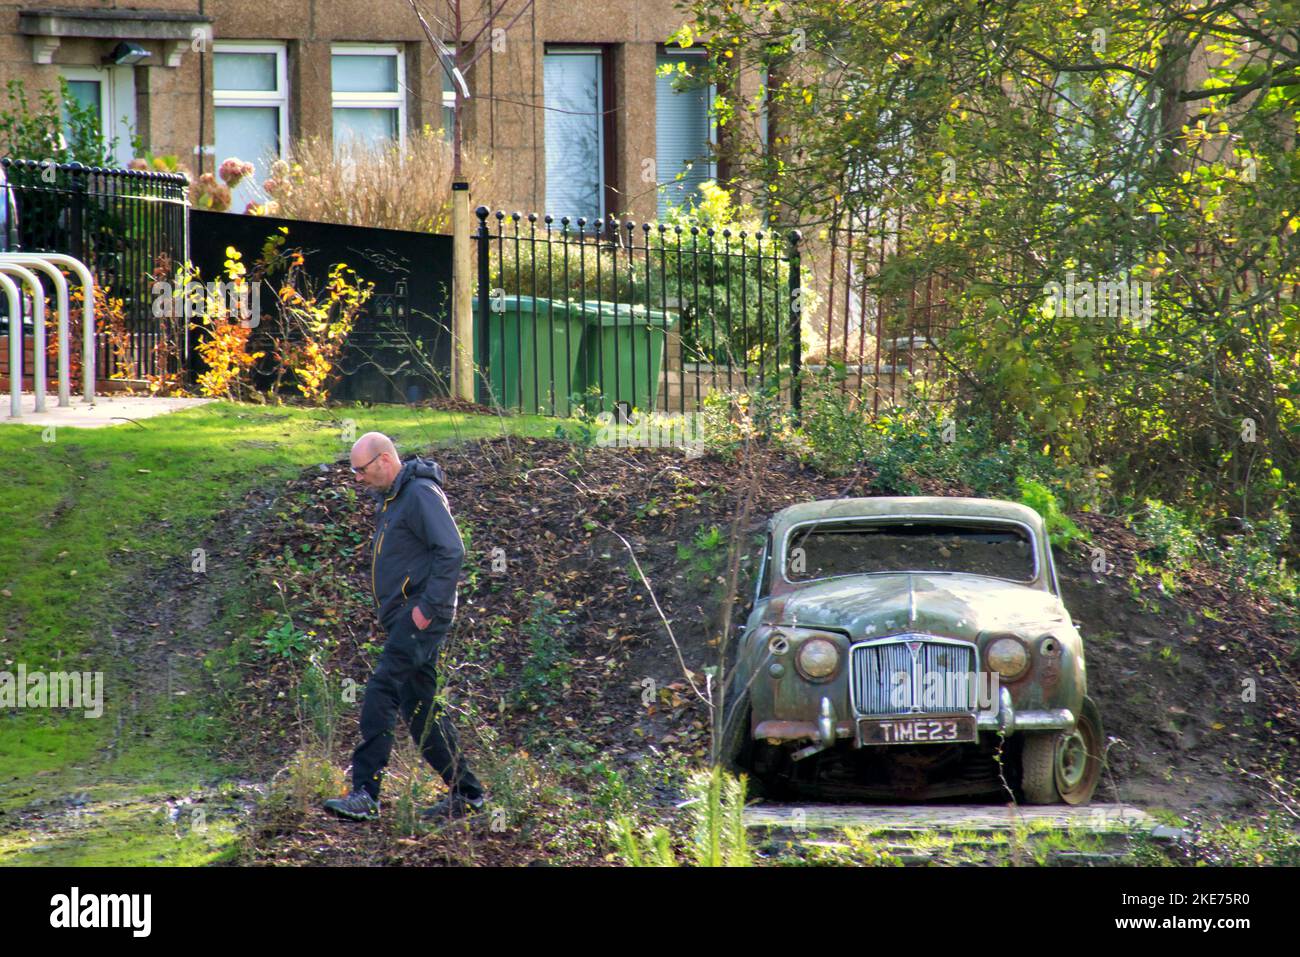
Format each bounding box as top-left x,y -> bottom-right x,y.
859,715 -> 977,745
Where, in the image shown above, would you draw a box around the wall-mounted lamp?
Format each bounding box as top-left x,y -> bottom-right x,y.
104,41 -> 151,66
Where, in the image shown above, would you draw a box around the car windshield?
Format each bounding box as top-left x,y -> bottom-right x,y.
784,519 -> 1036,583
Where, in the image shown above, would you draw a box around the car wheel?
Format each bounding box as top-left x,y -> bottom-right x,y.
1056,696 -> 1104,805
717,679 -> 754,776
1020,696 -> 1104,805
1020,732 -> 1060,804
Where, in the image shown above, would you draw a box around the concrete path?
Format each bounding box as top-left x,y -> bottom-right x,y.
743,802 -> 1155,832
1,394 -> 213,428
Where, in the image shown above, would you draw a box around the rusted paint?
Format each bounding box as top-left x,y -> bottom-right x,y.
755,719 -> 855,742
755,720 -> 817,741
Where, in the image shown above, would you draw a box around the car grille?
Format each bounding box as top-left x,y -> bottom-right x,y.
851,637 -> 978,715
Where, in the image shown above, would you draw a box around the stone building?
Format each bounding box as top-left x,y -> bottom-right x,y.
0,1 -> 768,223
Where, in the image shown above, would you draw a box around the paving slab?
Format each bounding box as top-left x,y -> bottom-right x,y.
743,802 -> 1155,832
1,394 -> 213,429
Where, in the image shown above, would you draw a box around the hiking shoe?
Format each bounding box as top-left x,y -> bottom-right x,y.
323,789 -> 380,821
419,793 -> 485,822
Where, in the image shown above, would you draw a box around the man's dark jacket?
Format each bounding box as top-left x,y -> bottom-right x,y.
368,457 -> 465,633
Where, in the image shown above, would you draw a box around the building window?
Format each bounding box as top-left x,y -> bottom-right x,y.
655,48 -> 714,221
59,65 -> 136,166
439,47 -> 458,141
544,47 -> 605,225
332,45 -> 406,149
213,43 -> 288,212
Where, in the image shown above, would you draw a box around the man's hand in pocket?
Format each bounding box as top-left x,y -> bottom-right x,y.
411,604 -> 431,630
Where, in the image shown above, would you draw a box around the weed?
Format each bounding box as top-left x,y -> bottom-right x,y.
263,617 -> 312,660
516,593 -> 573,708
614,766 -> 752,867
611,818 -> 678,866
266,750 -> 346,819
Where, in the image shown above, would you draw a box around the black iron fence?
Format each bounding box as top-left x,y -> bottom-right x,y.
474,206 -> 803,417
0,158 -> 189,381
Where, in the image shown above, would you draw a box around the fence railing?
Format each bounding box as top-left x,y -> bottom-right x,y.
474,206 -> 803,417
0,158 -> 189,382
818,208 -> 958,415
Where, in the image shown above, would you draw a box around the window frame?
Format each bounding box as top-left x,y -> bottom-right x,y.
59,64 -> 136,165
543,44 -> 609,225
212,41 -> 289,162
655,44 -> 717,219
439,43 -> 458,141
779,515 -> 1043,590
330,43 -> 408,151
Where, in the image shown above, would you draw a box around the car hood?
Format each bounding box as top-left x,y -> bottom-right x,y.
769,573 -> 1070,641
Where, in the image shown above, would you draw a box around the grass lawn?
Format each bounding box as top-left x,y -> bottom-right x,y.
0,400 -> 560,864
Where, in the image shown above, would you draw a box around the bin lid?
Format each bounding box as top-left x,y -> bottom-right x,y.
471,295 -> 581,315
575,299 -> 675,327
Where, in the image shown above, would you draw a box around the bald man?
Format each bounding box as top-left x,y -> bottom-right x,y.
324,432 -> 486,822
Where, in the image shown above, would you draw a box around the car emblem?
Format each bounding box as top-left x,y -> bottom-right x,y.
907,641 -> 923,658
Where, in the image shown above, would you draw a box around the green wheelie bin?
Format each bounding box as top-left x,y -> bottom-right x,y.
576,301 -> 676,415
472,295 -> 587,415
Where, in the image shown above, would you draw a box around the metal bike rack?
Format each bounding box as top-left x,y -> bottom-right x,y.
0,271 -> 23,418
0,253 -> 95,416
0,255 -> 72,407
0,262 -> 48,412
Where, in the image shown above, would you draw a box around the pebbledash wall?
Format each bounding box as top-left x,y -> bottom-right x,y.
0,1 -> 765,227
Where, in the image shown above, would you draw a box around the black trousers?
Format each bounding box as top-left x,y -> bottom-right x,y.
351,607 -> 484,802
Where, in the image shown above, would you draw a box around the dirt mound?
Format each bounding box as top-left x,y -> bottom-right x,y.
233,436 -> 1299,864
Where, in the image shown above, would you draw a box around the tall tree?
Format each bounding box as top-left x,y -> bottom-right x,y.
679,0 -> 1300,538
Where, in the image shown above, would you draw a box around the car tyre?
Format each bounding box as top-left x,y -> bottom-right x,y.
1020,696 -> 1104,805
1020,732 -> 1059,804
718,679 -> 754,776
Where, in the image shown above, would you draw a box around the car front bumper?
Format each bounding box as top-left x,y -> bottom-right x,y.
754,688 -> 1077,760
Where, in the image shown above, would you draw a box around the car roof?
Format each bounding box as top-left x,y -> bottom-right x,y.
769,497 -> 1047,542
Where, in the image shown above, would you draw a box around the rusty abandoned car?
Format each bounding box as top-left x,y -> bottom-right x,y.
723,497 -> 1104,804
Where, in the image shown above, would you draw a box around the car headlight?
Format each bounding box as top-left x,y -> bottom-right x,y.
986,637 -> 1029,680
796,637 -> 840,680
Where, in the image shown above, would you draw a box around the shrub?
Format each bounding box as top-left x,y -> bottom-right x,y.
253,126 -> 500,230
0,78 -> 115,164
1132,499 -> 1296,602
796,372 -> 870,476
1132,499 -> 1201,570
190,158 -> 253,212
516,593 -> 573,708
267,750 -> 346,819
257,232 -> 373,404
1017,477 -> 1086,547
1214,510 -> 1296,599
177,251 -> 265,401
611,766 -> 752,867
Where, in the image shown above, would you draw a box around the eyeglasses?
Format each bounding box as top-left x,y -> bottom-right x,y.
350,451 -> 383,475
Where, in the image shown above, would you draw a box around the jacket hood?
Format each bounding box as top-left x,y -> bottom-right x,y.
390,456 -> 445,495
